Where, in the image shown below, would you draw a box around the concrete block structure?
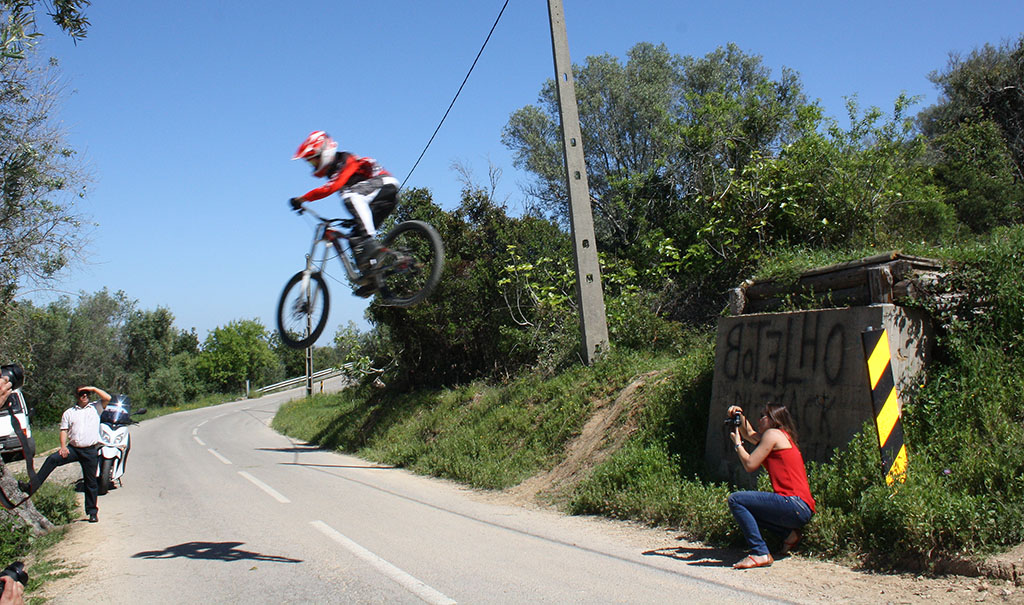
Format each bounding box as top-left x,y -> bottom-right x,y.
705,304 -> 933,485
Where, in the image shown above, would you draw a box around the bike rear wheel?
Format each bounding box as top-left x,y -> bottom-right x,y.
377,220 -> 444,307
276,270 -> 330,349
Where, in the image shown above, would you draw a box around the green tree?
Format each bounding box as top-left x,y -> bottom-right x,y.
929,119 -> 1024,233
920,35 -> 1024,181
1,0 -> 90,63
269,330 -> 306,381
0,51 -> 88,306
197,319 -> 277,393
1,0 -> 93,307
367,186 -> 575,386
5,290 -> 132,422
503,43 -> 684,246
505,43 -> 682,238
672,42 -> 809,197
503,42 -> 810,258
123,307 -> 175,382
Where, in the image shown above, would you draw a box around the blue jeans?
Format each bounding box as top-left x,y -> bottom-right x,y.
728,491 -> 813,556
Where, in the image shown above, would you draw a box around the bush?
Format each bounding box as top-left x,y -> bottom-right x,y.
606,291 -> 686,352
794,230 -> 1024,565
144,365 -> 185,408
0,516 -> 31,563
30,481 -> 79,526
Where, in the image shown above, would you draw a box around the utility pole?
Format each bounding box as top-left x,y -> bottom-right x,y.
305,317 -> 313,397
547,0 -> 609,364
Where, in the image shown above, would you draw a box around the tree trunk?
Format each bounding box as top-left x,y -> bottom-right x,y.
0,459 -> 55,534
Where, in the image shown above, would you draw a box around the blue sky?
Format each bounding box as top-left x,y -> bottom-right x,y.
27,0 -> 1024,343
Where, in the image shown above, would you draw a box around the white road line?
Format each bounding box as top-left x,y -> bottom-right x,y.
238,471 -> 291,503
207,449 -> 232,465
193,435 -> 206,446
311,520 -> 456,605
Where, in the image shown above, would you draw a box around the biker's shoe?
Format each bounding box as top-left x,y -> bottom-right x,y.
354,284 -> 378,298
351,236 -> 383,274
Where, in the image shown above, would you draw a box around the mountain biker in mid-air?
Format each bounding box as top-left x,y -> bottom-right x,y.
288,131 -> 399,297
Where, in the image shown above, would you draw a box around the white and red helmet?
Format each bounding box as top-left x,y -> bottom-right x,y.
292,131 -> 338,177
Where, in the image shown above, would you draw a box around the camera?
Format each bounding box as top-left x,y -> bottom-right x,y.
1,364 -> 24,391
723,411 -> 742,428
0,561 -> 27,595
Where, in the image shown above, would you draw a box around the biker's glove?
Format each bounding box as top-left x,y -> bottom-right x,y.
289,197 -> 304,213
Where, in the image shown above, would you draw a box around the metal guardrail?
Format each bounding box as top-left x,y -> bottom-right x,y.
256,367 -> 345,394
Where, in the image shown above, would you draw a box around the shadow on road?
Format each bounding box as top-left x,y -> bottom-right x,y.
643,545 -> 735,567
278,462 -> 396,470
256,445 -> 325,454
133,541 -> 302,563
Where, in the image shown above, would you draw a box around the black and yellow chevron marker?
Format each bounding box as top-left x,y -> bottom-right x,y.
861,327 -> 908,485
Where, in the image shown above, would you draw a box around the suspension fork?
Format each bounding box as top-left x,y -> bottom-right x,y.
300,235 -> 330,302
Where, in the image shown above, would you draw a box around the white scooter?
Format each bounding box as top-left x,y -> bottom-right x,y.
97,394 -> 145,495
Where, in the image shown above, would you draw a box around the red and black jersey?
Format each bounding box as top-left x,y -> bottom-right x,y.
301,152 -> 391,202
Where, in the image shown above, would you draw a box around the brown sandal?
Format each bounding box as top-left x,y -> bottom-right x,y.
733,554 -> 774,569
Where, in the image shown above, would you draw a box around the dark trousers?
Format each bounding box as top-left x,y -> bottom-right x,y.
35,444 -> 99,515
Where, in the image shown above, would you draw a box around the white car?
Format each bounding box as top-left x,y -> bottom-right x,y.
1,389 -> 33,460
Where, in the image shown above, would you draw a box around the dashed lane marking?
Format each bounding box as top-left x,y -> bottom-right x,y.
311,520 -> 456,605
238,471 -> 291,503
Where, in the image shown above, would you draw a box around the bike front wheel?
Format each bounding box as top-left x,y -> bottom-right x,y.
276,270 -> 330,349
377,220 -> 444,307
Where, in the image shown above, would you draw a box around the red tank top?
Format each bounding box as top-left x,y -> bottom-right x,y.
762,431 -> 816,513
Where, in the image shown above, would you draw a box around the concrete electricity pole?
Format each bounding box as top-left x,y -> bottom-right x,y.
305,317 -> 313,397
547,0 -> 609,364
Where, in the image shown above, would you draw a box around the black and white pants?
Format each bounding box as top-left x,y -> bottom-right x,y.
342,175 -> 399,238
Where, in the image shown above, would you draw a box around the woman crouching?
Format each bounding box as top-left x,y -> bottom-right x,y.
726,402 -> 815,569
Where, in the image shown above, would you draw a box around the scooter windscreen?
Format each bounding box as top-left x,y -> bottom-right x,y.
101,395 -> 132,425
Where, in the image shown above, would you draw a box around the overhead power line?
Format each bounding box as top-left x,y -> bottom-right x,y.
400,0 -> 511,191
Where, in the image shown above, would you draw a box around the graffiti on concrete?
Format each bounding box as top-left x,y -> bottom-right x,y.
720,313 -> 848,389
706,305 -> 933,483
709,309 -> 878,471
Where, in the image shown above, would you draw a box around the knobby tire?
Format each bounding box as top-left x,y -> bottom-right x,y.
377,220 -> 444,308
276,271 -> 330,349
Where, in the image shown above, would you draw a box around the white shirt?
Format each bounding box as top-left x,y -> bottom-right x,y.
60,402 -> 101,447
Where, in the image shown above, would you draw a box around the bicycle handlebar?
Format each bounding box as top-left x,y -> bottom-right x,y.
293,202 -> 356,229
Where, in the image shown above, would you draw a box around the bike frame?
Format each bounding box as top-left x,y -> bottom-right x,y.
299,207 -> 368,288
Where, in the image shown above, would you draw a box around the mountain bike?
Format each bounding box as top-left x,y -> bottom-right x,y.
276,203 -> 444,349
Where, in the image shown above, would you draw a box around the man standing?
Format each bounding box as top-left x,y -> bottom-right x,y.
30,386 -> 110,523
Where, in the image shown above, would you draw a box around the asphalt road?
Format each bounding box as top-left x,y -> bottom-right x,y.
38,383 -> 792,604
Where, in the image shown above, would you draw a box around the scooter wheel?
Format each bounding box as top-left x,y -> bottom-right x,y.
98,458 -> 114,495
